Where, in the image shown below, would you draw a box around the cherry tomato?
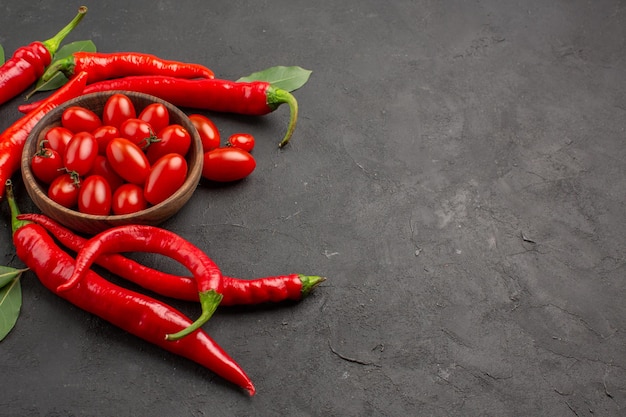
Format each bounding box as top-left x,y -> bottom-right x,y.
31,147 -> 64,184
61,106 -> 102,133
119,118 -> 156,148
202,147 -> 256,182
88,155 -> 125,192
102,93 -> 137,129
189,114 -> 220,152
78,175 -> 112,215
227,133 -> 255,152
138,103 -> 170,134
42,126 -> 73,155
146,124 -> 191,164
112,183 -> 148,215
48,173 -> 80,208
92,125 -> 120,155
144,153 -> 188,205
106,138 -> 151,185
64,132 -> 99,176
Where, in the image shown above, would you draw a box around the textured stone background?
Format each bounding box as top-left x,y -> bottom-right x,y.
1,1 -> 625,416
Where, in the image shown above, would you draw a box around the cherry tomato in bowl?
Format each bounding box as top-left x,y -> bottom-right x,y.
106,138 -> 151,185
144,153 -> 188,205
103,93 -> 137,128
139,102 -> 170,134
112,183 -> 148,215
31,146 -> 64,184
146,124 -> 191,164
78,175 -> 112,215
61,106 -> 102,133
64,131 -> 99,176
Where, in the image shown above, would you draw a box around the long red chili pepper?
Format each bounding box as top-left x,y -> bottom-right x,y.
0,71 -> 88,199
17,213 -> 326,305
5,181 -> 255,395
0,6 -> 87,106
58,224 -> 225,341
41,51 -> 215,84
23,75 -> 299,147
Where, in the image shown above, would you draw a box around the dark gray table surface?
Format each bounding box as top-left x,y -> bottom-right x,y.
1,1 -> 625,416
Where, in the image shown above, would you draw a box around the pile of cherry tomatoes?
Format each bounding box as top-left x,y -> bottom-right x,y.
31,93 -> 257,216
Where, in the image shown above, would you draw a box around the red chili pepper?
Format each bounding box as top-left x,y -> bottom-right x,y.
58,224 -> 225,341
17,213 -> 326,305
24,75 -> 299,147
41,51 -> 215,84
0,71 -> 88,199
0,6 -> 87,106
5,181 -> 254,395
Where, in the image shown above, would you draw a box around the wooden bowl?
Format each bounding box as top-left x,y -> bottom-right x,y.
21,91 -> 203,235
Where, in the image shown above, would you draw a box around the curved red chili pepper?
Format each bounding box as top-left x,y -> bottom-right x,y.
0,71 -> 88,199
41,51 -> 215,84
17,213 -> 326,305
0,7 -> 87,106
5,181 -> 254,395
26,75 -> 298,147
57,224 -> 224,341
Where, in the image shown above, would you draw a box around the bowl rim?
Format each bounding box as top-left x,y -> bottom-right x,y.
21,90 -> 203,223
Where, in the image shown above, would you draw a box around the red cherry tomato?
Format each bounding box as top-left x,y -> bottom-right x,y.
189,114 -> 220,152
119,118 -> 156,147
92,125 -> 121,155
202,147 -> 256,182
227,133 -> 255,152
48,173 -> 80,208
31,147 -> 64,184
112,183 -> 148,215
78,175 -> 112,215
144,153 -> 188,205
106,138 -> 151,185
61,106 -> 102,133
138,103 -> 170,134
146,124 -> 191,164
102,93 -> 137,129
42,126 -> 73,155
64,132 -> 99,176
88,155 -> 125,192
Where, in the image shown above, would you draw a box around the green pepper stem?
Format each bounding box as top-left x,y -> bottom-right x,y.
41,6 -> 88,57
165,289 -> 223,341
299,274 -> 326,296
267,87 -> 299,148
5,180 -> 31,235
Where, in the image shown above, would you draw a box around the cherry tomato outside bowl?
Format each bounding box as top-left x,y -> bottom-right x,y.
227,133 -> 255,152
189,114 -> 220,152
202,147 -> 256,182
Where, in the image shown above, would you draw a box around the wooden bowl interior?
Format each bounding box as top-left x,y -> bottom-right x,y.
21,91 -> 203,235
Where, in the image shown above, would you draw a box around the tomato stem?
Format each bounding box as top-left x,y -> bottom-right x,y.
165,289 -> 223,341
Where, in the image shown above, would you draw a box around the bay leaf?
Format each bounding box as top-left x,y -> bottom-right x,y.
237,66 -> 312,92
0,274 -> 23,341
